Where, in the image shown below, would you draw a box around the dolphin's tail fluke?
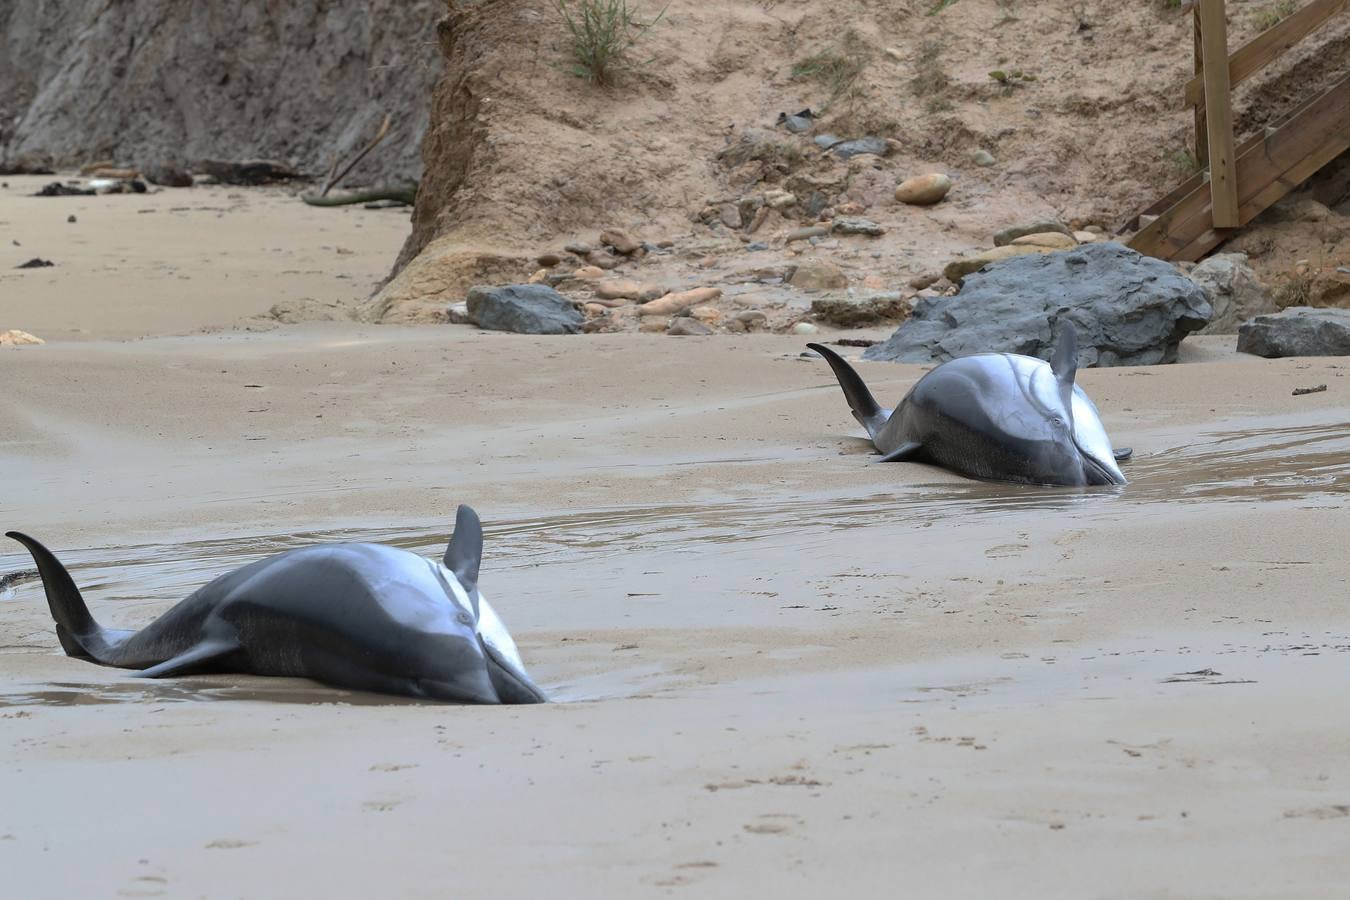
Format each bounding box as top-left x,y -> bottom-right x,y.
5,532 -> 116,663
806,343 -> 890,442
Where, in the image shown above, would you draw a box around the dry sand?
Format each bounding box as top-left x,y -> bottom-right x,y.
1,182 -> 1348,898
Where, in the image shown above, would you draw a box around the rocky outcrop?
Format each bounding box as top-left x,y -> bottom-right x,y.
1237,307 -> 1350,357
0,0 -> 442,184
864,243 -> 1212,366
1190,253 -> 1277,334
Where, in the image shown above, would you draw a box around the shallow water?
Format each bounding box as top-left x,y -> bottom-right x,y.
1,417 -> 1345,705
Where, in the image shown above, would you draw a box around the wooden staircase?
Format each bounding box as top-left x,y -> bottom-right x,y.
1126,0 -> 1350,262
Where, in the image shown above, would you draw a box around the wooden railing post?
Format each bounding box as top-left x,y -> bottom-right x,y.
1193,5 -> 1208,166
1198,0 -> 1239,228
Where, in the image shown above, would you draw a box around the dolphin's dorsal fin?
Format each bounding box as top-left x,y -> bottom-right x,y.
1049,322 -> 1079,422
443,505 -> 483,594
806,343 -> 891,443
1050,321 -> 1078,386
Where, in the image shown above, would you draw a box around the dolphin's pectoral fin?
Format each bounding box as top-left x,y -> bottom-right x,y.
1112,447 -> 1133,462
876,441 -> 923,463
134,637 -> 239,679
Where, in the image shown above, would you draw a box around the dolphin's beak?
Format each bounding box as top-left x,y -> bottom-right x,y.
481,638 -> 548,704
1081,449 -> 1127,486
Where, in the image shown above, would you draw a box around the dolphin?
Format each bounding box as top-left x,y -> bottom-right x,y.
807,324 -> 1130,486
6,505 -> 546,704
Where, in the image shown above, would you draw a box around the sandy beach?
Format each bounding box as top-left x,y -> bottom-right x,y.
2,181 -> 1348,898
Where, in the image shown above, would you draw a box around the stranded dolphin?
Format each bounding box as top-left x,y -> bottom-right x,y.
6,505 -> 545,704
807,324 -> 1130,486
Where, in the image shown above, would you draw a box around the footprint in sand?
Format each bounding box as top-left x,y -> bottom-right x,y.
743,813 -> 802,835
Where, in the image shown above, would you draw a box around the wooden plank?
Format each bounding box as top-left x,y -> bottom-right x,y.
1129,73 -> 1350,258
1200,0 -> 1239,228
1184,0 -> 1350,107
1194,5 -> 1209,166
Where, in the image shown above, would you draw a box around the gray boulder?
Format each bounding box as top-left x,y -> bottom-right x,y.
464,284 -> 583,335
1236,307 -> 1350,357
863,242 -> 1212,366
1190,252 -> 1276,334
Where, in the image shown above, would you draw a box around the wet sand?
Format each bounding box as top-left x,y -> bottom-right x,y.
2,183 -> 1349,898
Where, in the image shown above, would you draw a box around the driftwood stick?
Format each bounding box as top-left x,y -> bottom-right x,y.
320,114 -> 392,197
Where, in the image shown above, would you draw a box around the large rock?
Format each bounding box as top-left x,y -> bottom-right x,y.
464,284 -> 583,335
864,243 -> 1212,366
1189,252 -> 1276,334
1236,307 -> 1350,357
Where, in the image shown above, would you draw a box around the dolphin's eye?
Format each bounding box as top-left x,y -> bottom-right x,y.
1051,416 -> 1065,427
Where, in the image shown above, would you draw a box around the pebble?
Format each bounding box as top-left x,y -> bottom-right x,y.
586,249 -> 621,270
764,189 -> 796,210
791,322 -> 819,335
573,266 -> 605,280
599,229 -> 640,254
537,252 -> 563,267
736,310 -> 768,329
787,225 -> 830,243
972,149 -> 996,167
1011,232 -> 1077,250
637,284 -> 670,302
527,268 -> 549,283
746,242 -> 769,251
638,316 -> 669,333
789,259 -> 848,292
667,317 -> 713,336
689,305 -> 722,324
993,219 -> 1072,246
832,217 -> 887,236
596,279 -> 641,300
66,214 -> 77,223
564,242 -> 592,256
1073,230 -> 1099,243
894,173 -> 951,206
582,302 -> 609,316
639,287 -> 722,316
719,204 -> 742,229
909,272 -> 941,290
0,329 -> 44,345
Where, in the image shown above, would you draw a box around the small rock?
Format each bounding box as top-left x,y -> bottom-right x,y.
764,189 -> 796,210
832,217 -> 887,236
993,219 -> 1074,246
464,284 -> 584,335
776,109 -> 816,133
582,302 -> 609,316
66,214 -> 76,224
943,246 -> 1052,284
790,259 -> 848,292
574,266 -> 605,280
638,283 -> 670,302
639,317 -> 669,334
811,293 -> 911,327
537,252 -> 563,267
736,310 -> 768,330
909,272 -> 941,290
0,329 -> 44,345
527,269 -> 549,284
599,229 -> 640,255
829,137 -> 889,160
719,204 -> 743,229
1072,230 -> 1098,243
596,279 -> 642,301
446,302 -> 473,325
639,287 -> 723,316
1237,307 -> 1350,357
16,258 -> 54,269
667,317 -> 713,336
689,305 -> 722,324
1085,225 -> 1105,234
792,322 -> 819,335
787,225 -> 830,243
586,249 -> 622,270
1011,232 -> 1078,250
894,173 -> 951,206
564,241 -> 593,256
972,149 -> 996,167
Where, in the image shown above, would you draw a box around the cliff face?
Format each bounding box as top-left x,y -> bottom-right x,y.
1,0 -> 446,183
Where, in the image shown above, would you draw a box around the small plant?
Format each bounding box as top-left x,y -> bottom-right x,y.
792,31 -> 869,107
1274,266 -> 1317,308
1254,0 -> 1298,31
929,0 -> 960,14
989,69 -> 1037,90
553,0 -> 668,85
1171,148 -> 1203,178
911,41 -> 950,95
